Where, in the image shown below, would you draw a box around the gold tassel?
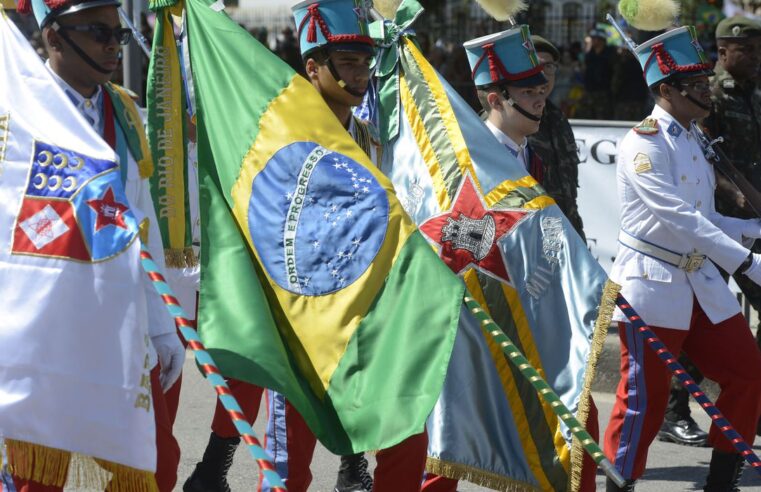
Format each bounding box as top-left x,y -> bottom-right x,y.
6,439 -> 158,492
165,247 -> 198,269
426,457 -> 540,492
568,280 -> 621,492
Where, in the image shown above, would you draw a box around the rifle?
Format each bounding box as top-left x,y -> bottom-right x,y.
692,124 -> 761,217
605,13 -> 761,218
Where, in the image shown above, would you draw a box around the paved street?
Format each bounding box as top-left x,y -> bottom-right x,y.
174,355 -> 761,491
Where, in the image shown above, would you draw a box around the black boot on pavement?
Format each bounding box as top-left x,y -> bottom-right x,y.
658,386 -> 708,446
183,432 -> 240,492
334,453 -> 373,492
657,416 -> 709,446
704,449 -> 744,492
606,477 -> 636,492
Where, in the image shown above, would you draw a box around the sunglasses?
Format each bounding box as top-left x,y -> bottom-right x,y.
57,24 -> 132,45
679,81 -> 710,92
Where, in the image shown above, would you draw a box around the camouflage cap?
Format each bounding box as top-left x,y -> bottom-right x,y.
530,35 -> 560,61
716,15 -> 761,40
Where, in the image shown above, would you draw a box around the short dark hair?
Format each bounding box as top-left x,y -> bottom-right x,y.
303,48 -> 329,65
477,85 -> 506,114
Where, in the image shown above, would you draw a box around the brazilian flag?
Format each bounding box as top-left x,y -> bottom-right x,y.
185,0 -> 464,453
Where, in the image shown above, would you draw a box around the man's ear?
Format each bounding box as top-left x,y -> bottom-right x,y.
717,45 -> 727,61
43,26 -> 63,52
305,58 -> 319,81
659,82 -> 673,102
487,91 -> 503,111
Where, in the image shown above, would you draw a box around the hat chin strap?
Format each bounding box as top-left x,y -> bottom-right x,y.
678,88 -> 711,111
54,23 -> 114,75
502,88 -> 541,122
326,57 -> 365,98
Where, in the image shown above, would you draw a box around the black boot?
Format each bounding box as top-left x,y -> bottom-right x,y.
704,449 -> 744,492
183,433 -> 240,492
334,453 -> 373,492
606,477 -> 636,491
658,386 -> 708,446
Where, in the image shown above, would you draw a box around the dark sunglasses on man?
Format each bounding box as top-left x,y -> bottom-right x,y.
57,23 -> 132,45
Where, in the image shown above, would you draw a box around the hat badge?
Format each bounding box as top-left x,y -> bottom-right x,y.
733,25 -> 741,36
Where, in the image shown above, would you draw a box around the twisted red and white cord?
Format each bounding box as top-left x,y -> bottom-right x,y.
139,245 -> 286,490
617,293 -> 761,477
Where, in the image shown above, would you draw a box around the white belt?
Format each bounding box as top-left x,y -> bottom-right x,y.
618,231 -> 706,273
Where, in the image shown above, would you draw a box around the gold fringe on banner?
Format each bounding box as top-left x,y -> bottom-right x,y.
6,439 -> 158,492
165,247 -> 198,269
568,280 -> 621,492
426,456 -> 540,492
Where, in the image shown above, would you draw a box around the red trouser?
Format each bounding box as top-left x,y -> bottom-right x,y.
261,393 -> 428,492
421,400 -> 600,492
210,378 -> 264,438
12,365 -> 180,492
604,303 -> 761,480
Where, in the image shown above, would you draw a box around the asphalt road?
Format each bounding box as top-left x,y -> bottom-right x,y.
174,355 -> 761,491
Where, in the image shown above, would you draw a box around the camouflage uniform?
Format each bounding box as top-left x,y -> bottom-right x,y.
528,99 -> 586,241
704,64 -> 761,339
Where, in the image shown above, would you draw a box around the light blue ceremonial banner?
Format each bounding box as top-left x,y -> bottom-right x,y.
366,2 -> 614,489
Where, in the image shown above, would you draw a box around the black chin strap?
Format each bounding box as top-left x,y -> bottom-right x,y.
326,57 -> 366,98
54,23 -> 113,75
501,88 -> 541,122
677,87 -> 711,111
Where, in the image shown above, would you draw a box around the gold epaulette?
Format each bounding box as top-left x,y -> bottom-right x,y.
633,117 -> 659,135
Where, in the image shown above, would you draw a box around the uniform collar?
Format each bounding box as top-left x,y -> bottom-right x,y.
485,120 -> 527,157
45,60 -> 104,133
652,104 -> 692,140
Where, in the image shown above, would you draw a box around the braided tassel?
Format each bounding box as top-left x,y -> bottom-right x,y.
139,245 -> 287,490
306,4 -> 319,43
616,293 -> 761,477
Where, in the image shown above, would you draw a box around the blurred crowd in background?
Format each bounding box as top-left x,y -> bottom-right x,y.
8,0 -> 757,122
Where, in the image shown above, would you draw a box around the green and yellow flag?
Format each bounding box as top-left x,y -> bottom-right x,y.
147,3 -> 195,268
185,0 -> 464,453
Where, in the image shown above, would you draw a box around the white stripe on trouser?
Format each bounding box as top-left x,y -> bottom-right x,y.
261,389 -> 289,492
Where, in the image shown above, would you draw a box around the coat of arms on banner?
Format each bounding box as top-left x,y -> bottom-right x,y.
12,141 -> 139,262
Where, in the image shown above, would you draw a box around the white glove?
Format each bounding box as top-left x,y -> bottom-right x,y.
742,253 -> 761,287
151,332 -> 185,392
742,219 -> 761,241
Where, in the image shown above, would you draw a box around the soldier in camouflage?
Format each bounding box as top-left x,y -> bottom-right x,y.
527,35 -> 587,241
705,16 -> 761,345
658,15 -> 761,447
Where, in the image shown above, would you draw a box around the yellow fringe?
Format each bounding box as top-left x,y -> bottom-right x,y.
568,280 -> 621,492
6,439 -> 158,492
6,439 -> 70,487
165,247 -> 198,269
426,456 -> 541,492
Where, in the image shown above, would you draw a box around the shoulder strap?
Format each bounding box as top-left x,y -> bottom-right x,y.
104,83 -> 154,179
351,115 -> 373,158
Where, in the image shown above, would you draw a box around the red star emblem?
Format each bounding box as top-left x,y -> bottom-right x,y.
86,187 -> 129,232
419,174 -> 529,284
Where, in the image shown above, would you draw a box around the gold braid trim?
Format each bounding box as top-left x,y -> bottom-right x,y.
352,116 -> 373,158
5,439 -> 158,492
568,280 -> 621,492
165,247 -> 199,268
426,456 -> 541,492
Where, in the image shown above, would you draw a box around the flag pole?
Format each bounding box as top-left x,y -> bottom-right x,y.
138,245 -> 287,490
119,6 -> 151,57
616,294 -> 761,476
463,296 -> 627,487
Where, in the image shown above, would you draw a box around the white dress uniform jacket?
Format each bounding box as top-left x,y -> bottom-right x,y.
611,104 -> 752,329
48,67 -> 176,365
